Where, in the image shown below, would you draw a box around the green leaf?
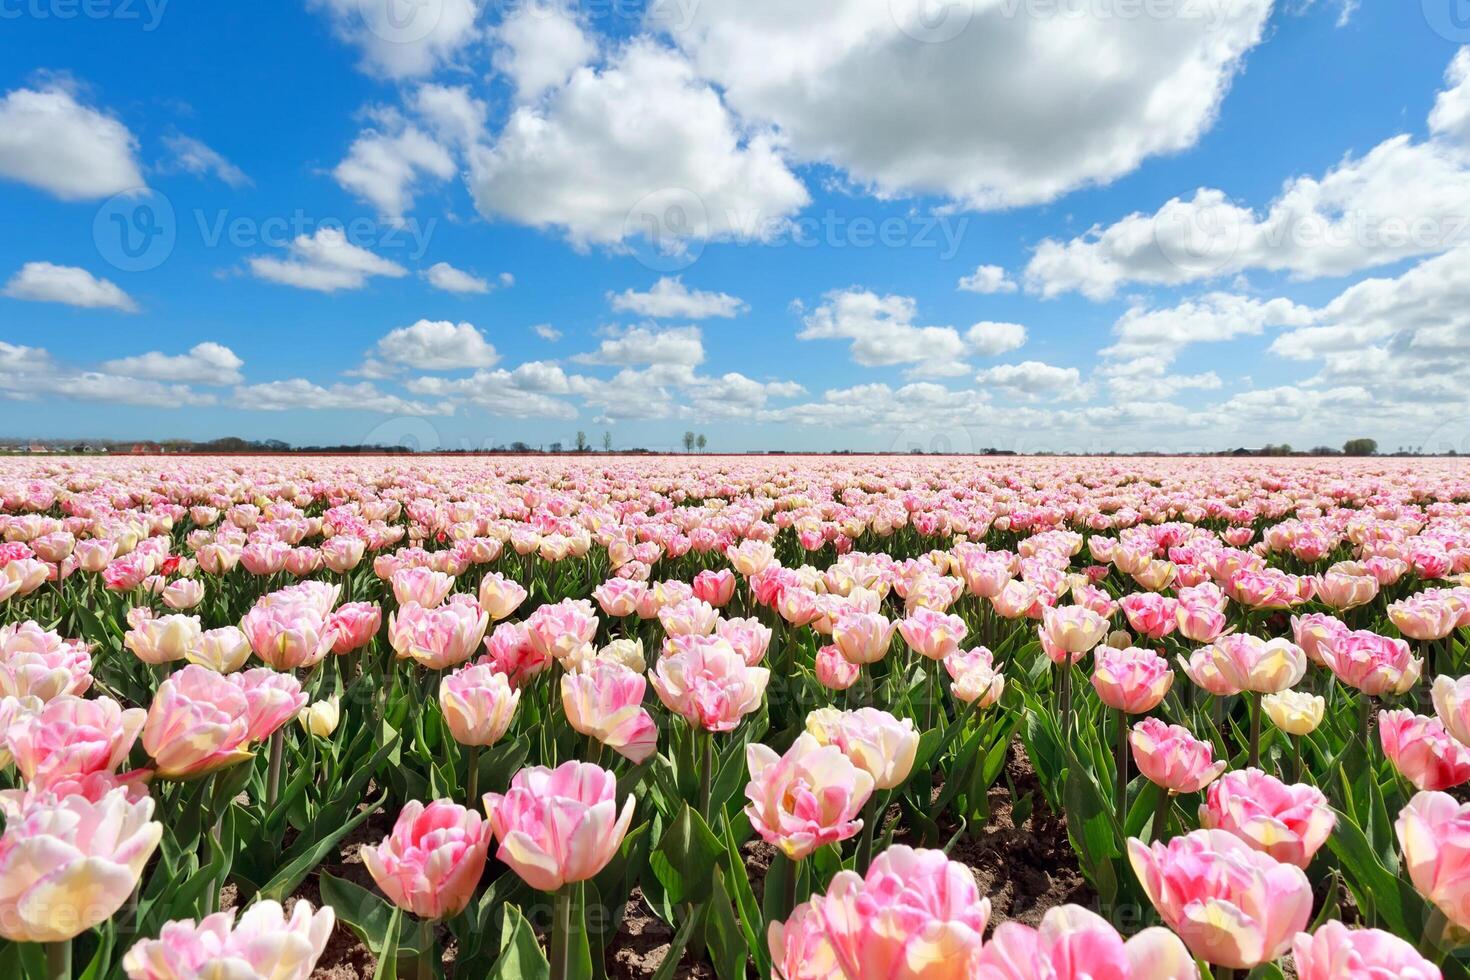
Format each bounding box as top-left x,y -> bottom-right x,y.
319,872 -> 432,959
257,792 -> 385,902
486,904 -> 550,980
649,804 -> 723,906
704,868 -> 749,980
373,906 -> 402,980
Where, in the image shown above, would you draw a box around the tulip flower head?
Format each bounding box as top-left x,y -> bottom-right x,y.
362,799 -> 490,920
744,732 -> 874,860
483,761 -> 634,891
122,900 -> 335,980
1130,717 -> 1226,795
1199,768 -> 1336,868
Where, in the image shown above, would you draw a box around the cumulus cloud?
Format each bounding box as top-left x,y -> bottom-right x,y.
309,0 -> 481,79
467,39 -> 808,248
492,2 -> 598,103
423,262 -> 492,294
363,320 -> 500,374
235,378 -> 452,415
957,264 -> 1016,294
662,0 -> 1271,209
0,343 -> 213,409
1026,49 -> 1470,299
101,342 -> 244,385
248,228 -> 407,292
333,120 -> 455,225
573,324 -> 705,368
533,323 -> 562,342
607,277 -> 746,319
0,84 -> 145,200
3,262 -> 137,312
975,361 -> 1087,401
406,361 -> 579,419
964,321 -> 1027,357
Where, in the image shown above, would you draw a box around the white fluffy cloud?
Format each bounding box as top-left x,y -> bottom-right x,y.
467,39 -> 808,247
533,323 -> 562,342
367,320 -> 499,373
236,378 -> 452,415
101,342 -> 244,385
310,0 -> 481,79
492,2 -> 597,103
957,264 -> 1016,294
1104,293 -> 1314,361
573,324 -> 705,368
0,343 -> 213,409
798,289 -> 1023,378
3,262 -> 137,312
975,360 -> 1086,401
333,121 -> 455,224
423,262 -> 492,294
662,0 -> 1271,209
248,228 -> 407,292
608,277 -> 746,319
1026,49 -> 1470,299
406,362 -> 579,419
0,85 -> 144,200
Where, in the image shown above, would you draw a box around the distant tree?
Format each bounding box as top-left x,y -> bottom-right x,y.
575,431 -> 588,451
696,433 -> 707,452
602,431 -> 612,451
509,441 -> 530,452
549,442 -> 562,453
683,430 -> 696,452
1343,438 -> 1378,456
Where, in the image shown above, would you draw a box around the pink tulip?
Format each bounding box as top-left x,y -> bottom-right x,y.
0,788 -> 162,942
234,668 -> 308,742
715,616 -> 772,666
480,621 -> 550,686
0,622 -> 91,702
815,644 -> 860,690
1380,709 -> 1470,791
186,626 -> 252,674
1390,595 -> 1460,641
1397,791 -> 1470,930
805,707 -> 918,791
126,613 -> 203,666
440,663 -> 520,746
0,769 -> 151,820
1130,717 -> 1226,794
1321,630 -> 1422,696
693,569 -> 737,607
561,660 -> 657,763
992,580 -> 1042,620
1433,674 -> 1470,747
483,761 -> 634,891
323,601 -> 381,654
477,572 -> 528,621
770,846 -> 989,980
239,600 -> 330,671
659,597 -> 720,636
1042,605 -> 1110,656
1129,829 -> 1313,969
123,899 -> 336,980
320,534 -> 366,573
1291,612 -> 1349,665
1188,635 -> 1307,695
1315,571 -> 1379,611
744,732 -> 874,859
1199,768 -> 1336,868
1175,603 -> 1228,644
142,665 -> 255,779
0,557 -> 49,600
898,606 -> 967,660
389,596 -> 489,670
240,541 -> 290,577
523,598 -> 598,666
1091,646 -> 1173,714
651,635 -> 769,732
3,694 -> 146,793
592,577 -> 647,618
160,578 -> 206,610
1119,593 -> 1179,640
1292,921 -> 1441,980
974,904 -> 1198,980
362,799 -> 490,919
390,566 -> 455,608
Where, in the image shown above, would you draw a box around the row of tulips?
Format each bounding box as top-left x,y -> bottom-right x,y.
0,457 -> 1467,978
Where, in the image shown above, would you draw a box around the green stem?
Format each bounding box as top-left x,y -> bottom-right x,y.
266,728 -> 284,809
417,918 -> 434,980
1291,735 -> 1302,783
45,939 -> 70,980
1115,708 -> 1128,830
1059,660 -> 1073,739
698,731 -> 714,825
1151,787 -> 1172,842
1359,693 -> 1374,753
1247,692 -> 1261,769
466,743 -> 481,804
856,794 -> 878,874
550,885 -> 573,980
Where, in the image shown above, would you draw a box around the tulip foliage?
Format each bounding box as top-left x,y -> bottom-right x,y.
0,456 -> 1467,978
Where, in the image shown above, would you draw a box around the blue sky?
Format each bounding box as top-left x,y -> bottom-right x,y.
1,0 -> 1467,453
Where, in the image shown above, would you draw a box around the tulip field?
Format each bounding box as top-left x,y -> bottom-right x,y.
4,454 -> 1470,979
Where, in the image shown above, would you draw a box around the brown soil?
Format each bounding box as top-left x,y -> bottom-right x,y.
301,745 -> 1088,978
